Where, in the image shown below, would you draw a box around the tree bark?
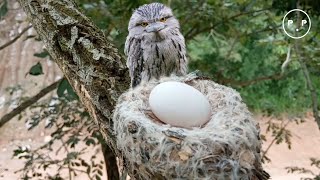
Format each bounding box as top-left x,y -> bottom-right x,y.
18,0 -> 130,176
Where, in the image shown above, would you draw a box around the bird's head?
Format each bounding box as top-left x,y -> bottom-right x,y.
128,3 -> 180,41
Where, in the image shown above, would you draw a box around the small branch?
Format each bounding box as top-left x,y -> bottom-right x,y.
281,45 -> 292,73
215,69 -> 298,87
240,25 -> 281,39
225,37 -> 239,61
0,25 -> 32,51
58,133 -> 72,180
294,42 -> 320,130
262,119 -> 291,159
0,78 -> 62,127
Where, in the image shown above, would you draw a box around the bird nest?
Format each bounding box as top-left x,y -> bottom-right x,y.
113,73 -> 267,180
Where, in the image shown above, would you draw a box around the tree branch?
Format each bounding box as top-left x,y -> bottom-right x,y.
262,119 -> 291,160
239,25 -> 281,39
214,69 -> 298,87
294,42 -> 320,130
18,0 -> 130,177
101,143 -> 120,180
0,25 -> 32,51
0,78 -> 62,127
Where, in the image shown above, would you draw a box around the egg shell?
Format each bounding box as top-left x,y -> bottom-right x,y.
149,81 -> 212,128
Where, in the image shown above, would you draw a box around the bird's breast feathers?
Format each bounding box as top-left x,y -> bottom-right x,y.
140,35 -> 187,79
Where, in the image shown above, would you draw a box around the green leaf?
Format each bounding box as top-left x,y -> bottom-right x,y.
34,50 -> 50,58
81,159 -> 89,167
57,79 -> 68,97
74,162 -> 80,167
66,152 -> 79,160
66,82 -> 78,100
97,169 -> 103,176
28,62 -> 43,76
86,166 -> 91,174
57,79 -> 79,100
85,138 -> 96,146
0,0 -> 8,19
24,35 -> 37,41
66,136 -> 80,148
13,149 -> 24,157
13,147 -> 29,157
95,175 -> 101,180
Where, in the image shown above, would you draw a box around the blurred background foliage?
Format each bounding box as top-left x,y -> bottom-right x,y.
76,0 -> 320,115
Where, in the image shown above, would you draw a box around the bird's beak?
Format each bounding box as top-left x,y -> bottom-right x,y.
146,23 -> 165,33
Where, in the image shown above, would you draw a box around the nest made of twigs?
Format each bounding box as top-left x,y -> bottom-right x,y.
113,73 -> 268,180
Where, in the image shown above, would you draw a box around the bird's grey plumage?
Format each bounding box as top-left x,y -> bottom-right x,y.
125,3 -> 188,87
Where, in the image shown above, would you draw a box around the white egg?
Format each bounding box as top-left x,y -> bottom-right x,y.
149,81 -> 212,128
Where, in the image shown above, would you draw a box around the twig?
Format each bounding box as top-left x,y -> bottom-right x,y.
225,36 -> 239,60
0,25 -> 32,51
0,78 -> 62,127
262,119 -> 291,158
215,69 -> 299,87
240,25 -> 281,39
59,135 -> 72,180
294,42 -> 320,130
281,45 -> 292,73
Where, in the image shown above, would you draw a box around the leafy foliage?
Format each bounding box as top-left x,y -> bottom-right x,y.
75,0 -> 320,115
14,96 -> 104,180
286,158 -> 320,180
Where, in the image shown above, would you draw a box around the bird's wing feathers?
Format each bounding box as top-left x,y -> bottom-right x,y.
125,36 -> 144,87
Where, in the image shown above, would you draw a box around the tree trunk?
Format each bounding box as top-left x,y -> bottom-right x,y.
18,0 -> 130,176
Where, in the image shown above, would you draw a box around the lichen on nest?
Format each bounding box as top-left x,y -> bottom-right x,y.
113,73 -> 267,180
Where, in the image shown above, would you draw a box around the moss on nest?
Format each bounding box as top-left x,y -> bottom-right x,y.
113,73 -> 269,180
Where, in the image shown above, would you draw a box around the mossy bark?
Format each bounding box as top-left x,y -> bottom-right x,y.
19,0 -> 130,178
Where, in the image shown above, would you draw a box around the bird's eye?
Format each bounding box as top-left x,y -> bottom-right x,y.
141,22 -> 148,27
160,17 -> 167,22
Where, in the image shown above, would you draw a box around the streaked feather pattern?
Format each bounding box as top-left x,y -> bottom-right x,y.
125,3 -> 187,87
